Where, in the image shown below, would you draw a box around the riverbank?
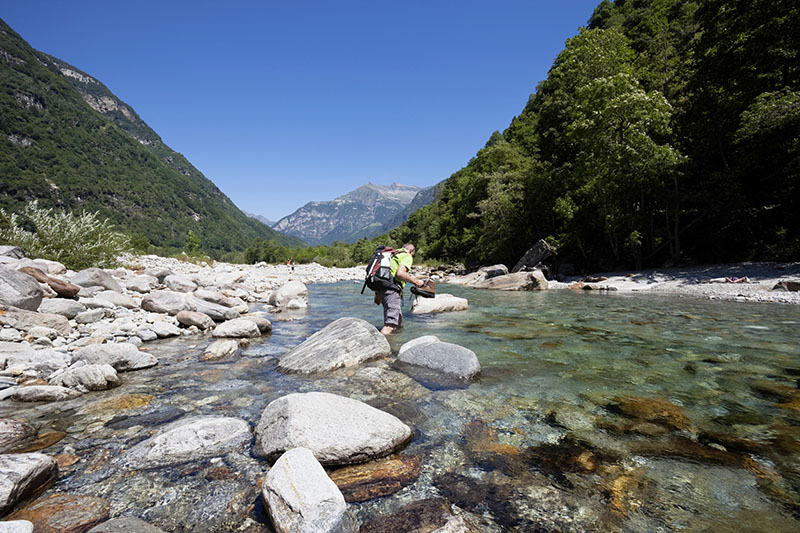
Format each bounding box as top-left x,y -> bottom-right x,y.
549,262 -> 800,304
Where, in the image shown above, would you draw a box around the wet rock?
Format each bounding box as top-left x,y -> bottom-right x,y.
176,310 -> 214,330
164,273 -> 197,293
86,516 -> 166,532
117,416 -> 251,469
0,266 -> 43,311
255,392 -> 412,466
95,291 -> 139,309
70,268 -> 122,293
549,405 -> 596,432
359,497 -> 453,533
609,396 -> 693,432
262,447 -> 353,533
0,308 -> 70,336
14,432 -> 66,454
211,318 -> 261,338
124,274 -> 159,293
473,270 -> 548,291
430,515 -> 480,533
525,439 -> 599,479
48,364 -> 120,392
398,335 -> 440,356
201,339 -> 242,361
37,299 -> 85,319
8,493 -> 110,533
140,290 -> 190,315
71,343 -> 158,372
0,420 -> 36,453
104,405 -> 184,430
241,316 -> 272,334
277,317 -> 390,373
0,453 -> 58,514
17,267 -> 79,299
268,280 -> 308,307
410,293 -> 469,314
186,296 -> 239,322
0,521 -> 34,533
598,465 -> 648,517
398,339 -> 480,380
329,454 -> 421,502
9,385 -> 82,402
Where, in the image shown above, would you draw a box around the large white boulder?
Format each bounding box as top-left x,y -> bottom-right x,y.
277,317 -> 390,373
0,453 -> 58,515
255,392 -> 412,465
212,318 -> 261,338
398,339 -> 481,380
410,293 -> 468,314
141,290 -> 190,315
262,448 -> 353,533
0,266 -> 43,311
49,364 -> 120,392
268,280 -> 308,307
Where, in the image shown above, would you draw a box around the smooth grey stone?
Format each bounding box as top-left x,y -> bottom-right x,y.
473,270 -> 548,291
398,335 -> 441,357
176,310 -> 214,330
268,280 -> 308,307
0,266 -> 42,311
151,321 -> 180,338
262,448 -> 353,533
49,364 -> 120,392
241,316 -> 272,334
125,274 -> 159,293
186,296 -> 239,321
398,340 -> 480,380
142,267 -> 171,282
70,267 -> 123,292
9,385 -> 82,402
211,318 -> 261,338
255,392 -> 412,466
37,299 -> 86,319
277,317 -> 389,374
0,453 -> 58,515
0,307 -> 69,336
511,239 -> 554,273
75,308 -> 106,324
140,290 -> 190,315
117,416 -> 251,469
134,327 -> 158,342
95,291 -> 139,309
163,274 -> 197,293
71,343 -> 157,372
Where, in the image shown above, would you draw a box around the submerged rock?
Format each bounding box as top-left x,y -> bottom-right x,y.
117,416 -> 251,469
255,392 -> 412,465
8,493 -> 110,533
0,453 -> 58,515
359,498 -> 453,533
86,516 -> 166,532
398,339 -> 480,380
609,396 -> 693,432
277,317 -> 390,373
329,454 -> 421,502
262,447 -> 353,533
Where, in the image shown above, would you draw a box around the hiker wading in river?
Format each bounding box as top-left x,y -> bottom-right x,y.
374,243 -> 425,335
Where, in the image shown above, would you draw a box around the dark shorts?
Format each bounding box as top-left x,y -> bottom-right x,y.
378,289 -> 402,327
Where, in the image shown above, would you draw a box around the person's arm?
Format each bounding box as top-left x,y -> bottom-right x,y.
395,265 -> 423,288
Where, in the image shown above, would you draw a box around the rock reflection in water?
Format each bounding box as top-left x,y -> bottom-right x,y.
2,283 -> 800,531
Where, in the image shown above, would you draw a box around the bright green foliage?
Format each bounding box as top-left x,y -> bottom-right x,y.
0,200 -> 131,269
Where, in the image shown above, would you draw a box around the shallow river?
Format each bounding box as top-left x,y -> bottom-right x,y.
4,283 -> 800,531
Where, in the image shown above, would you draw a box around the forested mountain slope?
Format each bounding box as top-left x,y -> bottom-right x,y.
0,19 -> 302,256
391,0 -> 799,271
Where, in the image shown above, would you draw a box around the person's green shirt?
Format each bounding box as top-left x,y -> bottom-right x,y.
390,250 -> 413,289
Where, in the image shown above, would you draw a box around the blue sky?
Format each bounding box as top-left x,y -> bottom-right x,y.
3,1 -> 599,221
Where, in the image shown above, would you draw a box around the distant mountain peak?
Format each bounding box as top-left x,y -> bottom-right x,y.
273,182 -> 434,245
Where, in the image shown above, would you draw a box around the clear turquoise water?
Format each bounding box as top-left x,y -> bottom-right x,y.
4,282 -> 800,531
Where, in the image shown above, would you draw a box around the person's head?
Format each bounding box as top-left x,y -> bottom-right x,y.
403,243 -> 416,256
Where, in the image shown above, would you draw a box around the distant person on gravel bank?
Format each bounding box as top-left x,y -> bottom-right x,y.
373,243 -> 425,335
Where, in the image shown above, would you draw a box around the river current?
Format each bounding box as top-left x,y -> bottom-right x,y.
4,282 -> 800,531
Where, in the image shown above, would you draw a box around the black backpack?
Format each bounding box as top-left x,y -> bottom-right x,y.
361,246 -> 401,293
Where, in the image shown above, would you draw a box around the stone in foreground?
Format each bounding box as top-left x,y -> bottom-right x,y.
262,447 -> 353,533
0,453 -> 58,515
277,317 -> 390,373
117,416 -> 251,469
7,493 -> 110,533
255,392 -> 412,466
398,339 -> 480,380
410,293 -> 468,314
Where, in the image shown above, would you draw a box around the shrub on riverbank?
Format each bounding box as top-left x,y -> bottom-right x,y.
0,200 -> 131,269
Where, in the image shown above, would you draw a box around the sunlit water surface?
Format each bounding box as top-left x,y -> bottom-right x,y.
4,282 -> 800,531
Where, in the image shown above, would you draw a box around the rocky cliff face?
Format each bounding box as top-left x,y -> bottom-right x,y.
273,183 -> 433,245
